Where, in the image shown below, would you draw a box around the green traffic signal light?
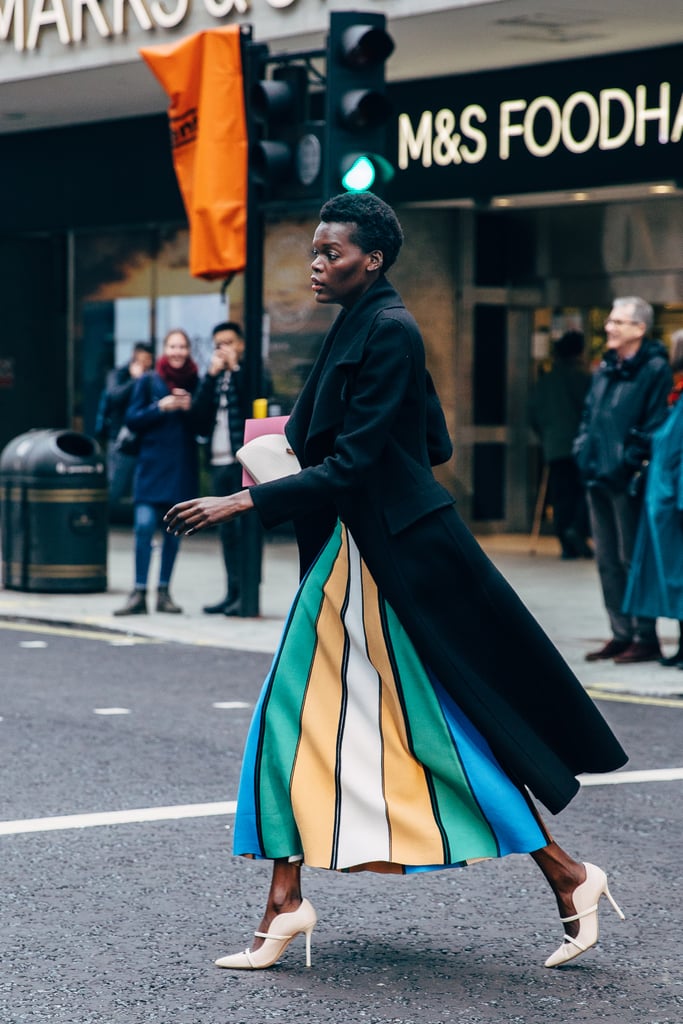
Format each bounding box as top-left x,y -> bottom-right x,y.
323,12 -> 395,199
342,156 -> 376,192
341,154 -> 396,193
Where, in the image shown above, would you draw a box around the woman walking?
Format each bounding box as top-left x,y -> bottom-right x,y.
165,194 -> 627,970
115,328 -> 199,616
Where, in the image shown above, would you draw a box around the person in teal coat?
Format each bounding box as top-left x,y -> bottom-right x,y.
623,330 -> 683,664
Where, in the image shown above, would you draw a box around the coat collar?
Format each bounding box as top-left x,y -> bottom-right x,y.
328,277 -> 404,367
287,277 -> 405,455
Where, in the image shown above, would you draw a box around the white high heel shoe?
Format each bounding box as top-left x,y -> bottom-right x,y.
215,898 -> 317,970
545,862 -> 625,968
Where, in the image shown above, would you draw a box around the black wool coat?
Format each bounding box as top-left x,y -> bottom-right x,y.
251,278 -> 627,814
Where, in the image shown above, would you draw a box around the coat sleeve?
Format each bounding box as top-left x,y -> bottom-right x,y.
636,359 -> 673,437
106,371 -> 135,416
622,359 -> 673,476
251,314 -> 415,529
125,374 -> 162,431
572,377 -> 596,476
425,370 -> 453,465
191,374 -> 219,437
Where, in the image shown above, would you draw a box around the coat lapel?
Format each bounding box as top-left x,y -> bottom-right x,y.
287,279 -> 404,460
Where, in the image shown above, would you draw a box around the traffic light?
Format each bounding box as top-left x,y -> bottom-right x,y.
323,11 -> 395,198
249,56 -> 324,204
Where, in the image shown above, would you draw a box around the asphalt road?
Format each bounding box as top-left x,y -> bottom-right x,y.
1,622 -> 682,1024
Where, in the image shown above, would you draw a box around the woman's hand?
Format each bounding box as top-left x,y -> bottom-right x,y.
159,389 -> 192,412
164,490 -> 254,536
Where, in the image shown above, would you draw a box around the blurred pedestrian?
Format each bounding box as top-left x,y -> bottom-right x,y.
166,193 -> 627,972
531,330 -> 592,559
574,296 -> 671,663
192,322 -> 250,616
623,329 -> 683,666
114,329 -> 199,616
95,342 -> 154,506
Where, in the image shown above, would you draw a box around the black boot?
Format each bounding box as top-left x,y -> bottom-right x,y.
113,589 -> 147,616
156,586 -> 182,614
564,526 -> 594,559
223,592 -> 241,616
203,596 -> 231,614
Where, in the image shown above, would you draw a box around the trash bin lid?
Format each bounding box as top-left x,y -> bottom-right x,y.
0,429 -> 104,478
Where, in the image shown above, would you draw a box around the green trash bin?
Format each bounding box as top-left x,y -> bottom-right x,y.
0,429 -> 108,592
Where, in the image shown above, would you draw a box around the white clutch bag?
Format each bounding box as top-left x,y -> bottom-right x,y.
236,433 -> 301,485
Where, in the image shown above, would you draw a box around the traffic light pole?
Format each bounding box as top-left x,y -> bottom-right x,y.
236,17 -> 395,615
239,34 -> 267,618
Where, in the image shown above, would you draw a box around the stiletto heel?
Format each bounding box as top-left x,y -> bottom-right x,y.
215,898 -> 317,970
544,862 -> 625,968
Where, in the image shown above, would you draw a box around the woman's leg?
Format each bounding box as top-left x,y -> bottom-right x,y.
158,510 -> 181,588
531,840 -> 586,940
250,858 -> 303,952
532,830 -> 624,968
134,502 -> 156,589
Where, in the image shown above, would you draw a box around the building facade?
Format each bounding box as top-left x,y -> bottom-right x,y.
1,0 -> 682,530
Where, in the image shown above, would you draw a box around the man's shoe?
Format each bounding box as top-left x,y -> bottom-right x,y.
203,597 -> 231,614
613,641 -> 662,664
564,527 -> 594,560
585,639 -> 631,662
223,596 -> 241,616
113,590 -> 147,616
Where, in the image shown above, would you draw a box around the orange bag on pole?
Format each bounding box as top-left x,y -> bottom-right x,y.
140,26 -> 247,279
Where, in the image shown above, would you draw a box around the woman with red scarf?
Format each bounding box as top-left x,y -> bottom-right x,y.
114,328 -> 200,616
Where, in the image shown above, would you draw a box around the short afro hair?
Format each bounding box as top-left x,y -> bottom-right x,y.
319,192 -> 404,273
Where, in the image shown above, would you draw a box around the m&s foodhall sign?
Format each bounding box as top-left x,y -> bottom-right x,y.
389,45 -> 683,201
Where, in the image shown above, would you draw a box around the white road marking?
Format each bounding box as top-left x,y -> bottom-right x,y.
587,688 -> 683,709
93,707 -> 131,716
580,766 -> 683,786
212,701 -> 251,709
0,769 -> 680,839
19,641 -> 48,648
0,801 -> 237,835
0,620 -> 156,644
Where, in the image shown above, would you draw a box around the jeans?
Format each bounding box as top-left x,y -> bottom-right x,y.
134,502 -> 180,589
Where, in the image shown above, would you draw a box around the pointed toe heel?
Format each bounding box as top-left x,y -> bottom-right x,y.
544,863 -> 624,969
215,898 -> 317,971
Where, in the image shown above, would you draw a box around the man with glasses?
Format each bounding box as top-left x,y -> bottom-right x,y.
573,297 -> 671,663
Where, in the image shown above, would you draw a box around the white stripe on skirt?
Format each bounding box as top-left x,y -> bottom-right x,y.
334,533 -> 391,866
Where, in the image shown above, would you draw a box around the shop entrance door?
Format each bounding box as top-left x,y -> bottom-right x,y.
0,235 -> 67,452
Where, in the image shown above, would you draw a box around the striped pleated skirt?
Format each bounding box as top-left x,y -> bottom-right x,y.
233,521 -> 547,874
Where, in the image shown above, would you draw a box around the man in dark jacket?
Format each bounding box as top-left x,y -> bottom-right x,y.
96,342 -> 154,505
192,322 -> 251,615
573,296 -> 672,663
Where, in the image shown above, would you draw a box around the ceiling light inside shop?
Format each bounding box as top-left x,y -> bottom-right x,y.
407,181 -> 682,212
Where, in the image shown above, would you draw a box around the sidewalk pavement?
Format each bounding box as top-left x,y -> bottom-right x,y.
2,525 -> 683,700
